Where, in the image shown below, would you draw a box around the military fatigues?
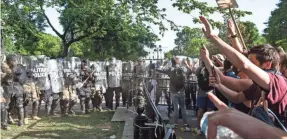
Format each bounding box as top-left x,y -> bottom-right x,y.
60,85 -> 77,115
23,78 -> 41,121
3,64 -> 25,126
77,67 -> 92,114
1,62 -> 10,129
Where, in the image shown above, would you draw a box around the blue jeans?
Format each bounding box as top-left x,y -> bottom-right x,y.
171,89 -> 188,124
251,106 -> 287,132
196,96 -> 215,109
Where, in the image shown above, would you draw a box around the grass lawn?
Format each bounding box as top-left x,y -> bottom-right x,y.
1,111 -> 124,139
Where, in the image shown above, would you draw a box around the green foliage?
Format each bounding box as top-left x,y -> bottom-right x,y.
218,20 -> 266,48
264,0 -> 287,50
171,0 -> 252,29
174,27 -> 208,57
1,0 -> 255,60
164,50 -> 173,59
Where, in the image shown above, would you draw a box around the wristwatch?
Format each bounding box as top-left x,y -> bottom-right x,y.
231,34 -> 237,38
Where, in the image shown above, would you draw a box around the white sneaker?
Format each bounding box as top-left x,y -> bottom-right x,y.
193,128 -> 202,135
184,124 -> 191,132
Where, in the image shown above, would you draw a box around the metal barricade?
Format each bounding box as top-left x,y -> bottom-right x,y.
133,77 -> 176,139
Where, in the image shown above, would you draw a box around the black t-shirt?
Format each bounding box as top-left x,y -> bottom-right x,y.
234,103 -> 250,114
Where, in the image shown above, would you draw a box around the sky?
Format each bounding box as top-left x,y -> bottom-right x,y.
44,0 -> 280,59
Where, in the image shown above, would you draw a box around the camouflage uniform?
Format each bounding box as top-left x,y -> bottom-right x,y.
1,61 -> 10,130
23,72 -> 41,123
60,84 -> 77,116
3,54 -> 25,126
77,60 -> 92,114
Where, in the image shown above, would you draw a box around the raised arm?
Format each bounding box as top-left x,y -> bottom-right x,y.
200,16 -> 270,90
200,46 -> 251,91
227,19 -> 244,53
210,68 -> 247,103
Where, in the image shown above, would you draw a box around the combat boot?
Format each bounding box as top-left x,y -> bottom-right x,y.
2,125 -> 11,130
68,110 -> 75,115
18,108 -> 24,126
97,106 -> 102,112
7,115 -> 14,124
32,116 -> 41,120
85,109 -> 90,114
24,118 -> 29,125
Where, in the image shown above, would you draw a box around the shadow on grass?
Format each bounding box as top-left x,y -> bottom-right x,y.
1,111 -> 124,139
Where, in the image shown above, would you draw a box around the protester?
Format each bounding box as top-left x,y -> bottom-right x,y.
193,60 -> 215,134
206,92 -> 287,139
156,56 -> 192,132
199,16 -> 287,128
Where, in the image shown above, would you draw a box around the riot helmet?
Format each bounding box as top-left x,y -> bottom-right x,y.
110,57 -> 117,65
6,54 -> 18,67
137,57 -> 144,66
27,69 -> 33,78
13,66 -> 23,82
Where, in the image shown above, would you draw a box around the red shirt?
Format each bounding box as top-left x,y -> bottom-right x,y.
243,73 -> 287,115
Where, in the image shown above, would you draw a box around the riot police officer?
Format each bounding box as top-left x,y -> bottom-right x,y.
60,73 -> 78,116
1,57 -> 10,130
121,61 -> 134,107
91,62 -> 106,112
77,59 -> 92,114
106,57 -> 122,110
23,70 -> 41,124
4,54 -> 25,126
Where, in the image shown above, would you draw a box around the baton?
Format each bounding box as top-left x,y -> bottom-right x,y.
76,69 -> 97,88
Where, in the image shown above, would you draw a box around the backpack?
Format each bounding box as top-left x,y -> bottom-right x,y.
197,67 -> 213,91
170,66 -> 186,92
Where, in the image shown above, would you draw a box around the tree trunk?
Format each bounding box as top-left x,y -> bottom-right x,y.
63,43 -> 69,57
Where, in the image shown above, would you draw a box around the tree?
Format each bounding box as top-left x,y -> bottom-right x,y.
174,27 -> 208,57
264,0 -> 287,50
171,0 -> 252,29
219,20 -> 266,48
2,0 -> 254,59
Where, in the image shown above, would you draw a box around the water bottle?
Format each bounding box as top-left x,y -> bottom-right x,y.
200,111 -> 242,139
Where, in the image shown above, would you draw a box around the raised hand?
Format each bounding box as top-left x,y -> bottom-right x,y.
227,19 -> 236,37
200,45 -> 210,60
199,16 -> 217,38
209,67 -> 221,87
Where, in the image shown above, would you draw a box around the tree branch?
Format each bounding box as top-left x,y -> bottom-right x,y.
67,34 -> 90,46
40,5 -> 63,39
63,20 -> 74,37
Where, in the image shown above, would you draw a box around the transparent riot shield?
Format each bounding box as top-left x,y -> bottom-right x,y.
33,55 -> 50,90
107,60 -> 122,88
47,59 -> 63,93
